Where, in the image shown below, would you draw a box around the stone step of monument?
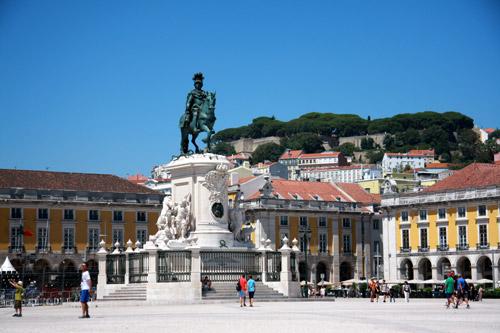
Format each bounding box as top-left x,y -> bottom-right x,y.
102,284 -> 147,301
202,282 -> 286,300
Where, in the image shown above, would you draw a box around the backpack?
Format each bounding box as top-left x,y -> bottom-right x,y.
463,280 -> 469,291
236,281 -> 241,292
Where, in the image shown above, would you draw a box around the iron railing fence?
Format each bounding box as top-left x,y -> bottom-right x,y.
157,251 -> 191,283
128,252 -> 149,283
265,252 -> 281,281
200,250 -> 262,282
106,254 -> 126,284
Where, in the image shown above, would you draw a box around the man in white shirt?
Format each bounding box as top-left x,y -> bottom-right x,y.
79,263 -> 92,318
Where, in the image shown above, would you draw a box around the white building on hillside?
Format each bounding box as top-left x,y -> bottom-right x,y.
382,149 -> 435,174
300,165 -> 382,183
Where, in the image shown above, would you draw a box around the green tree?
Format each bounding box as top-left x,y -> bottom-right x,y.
338,142 -> 356,156
360,137 -> 375,150
281,133 -> 324,153
457,128 -> 480,161
383,134 -> 395,150
366,150 -> 384,164
251,143 -> 285,164
210,142 -> 236,156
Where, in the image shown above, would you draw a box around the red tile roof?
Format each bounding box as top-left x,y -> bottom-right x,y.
424,163 -> 451,169
484,128 -> 495,134
408,149 -> 434,156
335,183 -> 381,204
127,173 -> 148,185
227,153 -> 251,160
422,163 -> 500,193
245,179 -> 379,204
299,151 -> 341,159
0,169 -> 158,194
279,150 -> 303,160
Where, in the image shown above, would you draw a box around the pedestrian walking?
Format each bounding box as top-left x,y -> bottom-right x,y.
237,274 -> 248,307
389,285 -> 396,303
79,263 -> 92,318
455,274 -> 470,309
247,275 -> 256,307
369,278 -> 377,302
444,272 -> 455,309
403,281 -> 411,303
9,280 -> 24,317
382,280 -> 389,302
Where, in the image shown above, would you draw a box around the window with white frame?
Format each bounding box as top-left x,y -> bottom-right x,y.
319,233 -> 327,253
38,208 -> 49,220
419,210 -> 428,222
112,228 -> 124,246
402,229 -> 410,249
439,227 -> 447,246
113,210 -> 123,222
319,216 -> 327,228
11,208 -> 22,219
458,207 -> 466,219
63,209 -> 74,220
299,216 -> 308,227
88,228 -> 100,250
458,226 -> 467,246
88,210 -> 99,221
438,208 -> 446,220
478,205 -> 487,217
374,240 -> 381,255
10,226 -> 22,248
280,216 -> 289,226
479,225 -> 488,246
373,219 -> 379,230
342,218 -> 351,229
420,228 -> 428,248
137,211 -> 147,222
136,229 -> 147,246
401,211 -> 409,222
63,227 -> 75,249
37,227 -> 49,249
342,234 -> 351,253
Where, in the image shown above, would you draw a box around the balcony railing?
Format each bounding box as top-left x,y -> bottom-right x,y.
437,244 -> 449,251
62,246 -> 77,254
457,244 -> 469,251
476,242 -> 490,250
400,247 -> 411,253
8,245 -> 25,254
86,246 -> 100,254
35,245 -> 52,254
418,246 -> 429,253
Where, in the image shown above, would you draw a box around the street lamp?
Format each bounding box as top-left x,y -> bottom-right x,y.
300,225 -> 311,297
61,260 -> 65,301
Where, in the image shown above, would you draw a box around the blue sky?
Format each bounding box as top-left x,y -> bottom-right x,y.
1,0 -> 499,176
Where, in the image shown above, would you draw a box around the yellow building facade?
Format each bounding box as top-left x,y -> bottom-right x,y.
0,169 -> 162,290
382,163 -> 500,285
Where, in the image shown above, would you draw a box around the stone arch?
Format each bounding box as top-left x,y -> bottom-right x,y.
436,257 -> 451,280
316,261 -> 328,282
32,259 -> 51,289
399,258 -> 414,280
339,261 -> 353,282
417,257 -> 432,280
456,256 -> 472,279
476,256 -> 493,280
58,259 -> 79,290
10,258 -> 23,273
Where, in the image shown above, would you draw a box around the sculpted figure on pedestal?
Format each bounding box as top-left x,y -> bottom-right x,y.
179,72 -> 217,154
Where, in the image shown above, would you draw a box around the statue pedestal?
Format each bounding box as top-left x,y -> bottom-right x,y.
166,153 -> 233,248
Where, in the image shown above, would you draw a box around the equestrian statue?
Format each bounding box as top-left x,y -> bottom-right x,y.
179,72 -> 216,154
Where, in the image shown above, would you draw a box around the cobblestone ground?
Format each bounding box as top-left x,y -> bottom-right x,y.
1,298 -> 499,333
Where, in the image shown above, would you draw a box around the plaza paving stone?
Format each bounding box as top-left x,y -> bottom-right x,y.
1,298 -> 499,333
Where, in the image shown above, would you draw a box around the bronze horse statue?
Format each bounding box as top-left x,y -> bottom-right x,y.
179,92 -> 216,154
